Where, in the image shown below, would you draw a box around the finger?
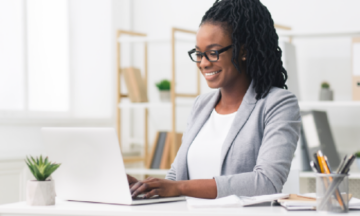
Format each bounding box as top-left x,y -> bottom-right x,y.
131,182 -> 158,198
143,177 -> 156,182
130,181 -> 143,194
127,174 -> 138,184
144,189 -> 160,199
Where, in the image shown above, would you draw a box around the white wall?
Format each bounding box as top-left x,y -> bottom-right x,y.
69,0 -> 115,119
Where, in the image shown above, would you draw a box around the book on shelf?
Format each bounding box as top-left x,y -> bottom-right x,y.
146,131 -> 183,170
300,110 -> 341,171
122,67 -> 148,103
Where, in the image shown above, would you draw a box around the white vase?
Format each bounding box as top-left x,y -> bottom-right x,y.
356,158 -> 360,170
319,88 -> 333,101
159,90 -> 171,102
27,180 -> 56,206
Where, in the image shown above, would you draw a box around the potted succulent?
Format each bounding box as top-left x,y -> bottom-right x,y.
156,79 -> 171,102
355,151 -> 360,170
25,155 -> 61,206
319,81 -> 333,101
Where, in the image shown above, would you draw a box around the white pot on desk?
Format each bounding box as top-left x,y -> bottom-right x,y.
26,180 -> 56,206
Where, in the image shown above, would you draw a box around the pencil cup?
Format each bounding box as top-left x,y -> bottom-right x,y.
316,173 -> 349,213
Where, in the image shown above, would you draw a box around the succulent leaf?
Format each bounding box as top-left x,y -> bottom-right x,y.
25,155 -> 61,181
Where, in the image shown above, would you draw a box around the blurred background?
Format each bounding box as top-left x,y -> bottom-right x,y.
1,0 -> 360,204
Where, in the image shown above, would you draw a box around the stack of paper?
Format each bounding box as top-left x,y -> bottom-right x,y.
186,194 -> 289,209
277,193 -> 360,210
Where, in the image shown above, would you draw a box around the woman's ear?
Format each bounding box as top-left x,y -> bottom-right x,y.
239,45 -> 246,61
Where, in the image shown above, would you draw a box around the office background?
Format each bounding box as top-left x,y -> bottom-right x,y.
1,0 -> 360,204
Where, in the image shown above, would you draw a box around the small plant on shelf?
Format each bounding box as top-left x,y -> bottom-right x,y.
155,79 -> 171,102
321,82 -> 330,89
25,155 -> 61,206
155,79 -> 171,91
355,151 -> 360,158
319,81 -> 333,101
355,151 -> 360,170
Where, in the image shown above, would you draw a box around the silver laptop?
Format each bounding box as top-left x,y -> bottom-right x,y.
42,127 -> 185,205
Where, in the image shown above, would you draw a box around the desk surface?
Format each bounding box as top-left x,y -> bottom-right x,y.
0,200 -> 360,216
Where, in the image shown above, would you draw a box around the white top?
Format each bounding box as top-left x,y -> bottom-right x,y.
187,109 -> 237,180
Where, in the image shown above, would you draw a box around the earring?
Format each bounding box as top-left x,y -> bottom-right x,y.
242,57 -> 246,61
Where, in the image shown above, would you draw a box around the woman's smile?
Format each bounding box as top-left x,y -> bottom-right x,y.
203,70 -> 222,80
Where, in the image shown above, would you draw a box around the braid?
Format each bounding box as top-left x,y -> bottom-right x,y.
200,0 -> 287,100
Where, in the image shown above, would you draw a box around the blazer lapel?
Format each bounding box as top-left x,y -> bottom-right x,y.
176,90 -> 221,180
219,81 -> 258,172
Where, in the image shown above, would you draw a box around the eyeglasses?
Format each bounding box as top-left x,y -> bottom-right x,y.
188,45 -> 232,63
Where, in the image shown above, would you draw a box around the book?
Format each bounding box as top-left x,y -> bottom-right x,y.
159,132 -> 172,169
146,132 -> 159,169
122,67 -> 148,102
147,132 -> 183,169
301,110 -> 340,170
146,132 -> 167,169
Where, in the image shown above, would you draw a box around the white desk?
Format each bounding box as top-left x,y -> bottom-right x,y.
0,200 -> 359,216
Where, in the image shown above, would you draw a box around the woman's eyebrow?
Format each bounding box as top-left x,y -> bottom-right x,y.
195,44 -> 223,50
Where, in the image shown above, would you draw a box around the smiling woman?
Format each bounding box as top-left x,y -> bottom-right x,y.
127,0 -> 301,199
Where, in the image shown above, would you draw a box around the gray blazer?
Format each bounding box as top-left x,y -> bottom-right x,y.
165,81 -> 301,198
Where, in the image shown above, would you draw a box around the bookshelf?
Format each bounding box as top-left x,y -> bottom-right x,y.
116,28 -> 199,165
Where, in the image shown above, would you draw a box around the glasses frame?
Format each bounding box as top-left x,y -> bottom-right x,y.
188,45 -> 232,63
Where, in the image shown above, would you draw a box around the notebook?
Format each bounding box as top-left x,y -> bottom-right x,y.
277,193 -> 360,210
186,194 -> 290,208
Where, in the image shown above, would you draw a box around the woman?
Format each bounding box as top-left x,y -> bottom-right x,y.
128,0 -> 301,199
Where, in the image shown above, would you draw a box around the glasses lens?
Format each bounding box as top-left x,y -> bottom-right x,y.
190,51 -> 202,62
205,50 -> 218,62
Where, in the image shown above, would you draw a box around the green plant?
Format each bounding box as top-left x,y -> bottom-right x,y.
25,155 -> 61,181
355,151 -> 360,158
155,79 -> 171,91
321,82 -> 330,89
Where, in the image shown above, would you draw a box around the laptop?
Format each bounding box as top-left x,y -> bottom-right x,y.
42,127 -> 185,205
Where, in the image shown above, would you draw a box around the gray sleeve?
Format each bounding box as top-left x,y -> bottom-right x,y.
165,96 -> 200,181
214,90 -> 301,198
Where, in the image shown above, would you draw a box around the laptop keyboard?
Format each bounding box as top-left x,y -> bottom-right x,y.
132,194 -> 161,200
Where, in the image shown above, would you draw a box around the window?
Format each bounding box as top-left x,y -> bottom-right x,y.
0,0 -> 69,113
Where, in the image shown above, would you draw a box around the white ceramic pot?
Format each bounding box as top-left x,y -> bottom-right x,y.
356,158 -> 360,170
159,90 -> 171,102
27,180 -> 56,206
319,88 -> 333,101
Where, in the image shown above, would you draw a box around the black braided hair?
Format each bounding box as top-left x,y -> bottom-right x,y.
200,0 -> 287,100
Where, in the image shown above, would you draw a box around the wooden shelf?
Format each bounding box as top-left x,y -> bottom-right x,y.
300,172 -> 360,179
118,101 -> 194,109
299,101 -> 360,109
278,30 -> 360,38
125,169 -> 360,179
118,37 -> 195,44
125,168 -> 169,176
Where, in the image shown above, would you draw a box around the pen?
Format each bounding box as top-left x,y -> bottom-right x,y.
336,155 -> 348,174
313,152 -> 320,171
310,161 -> 320,173
340,154 -> 356,174
324,156 -> 332,173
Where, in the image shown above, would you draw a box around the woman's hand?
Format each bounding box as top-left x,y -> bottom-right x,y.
127,174 -> 139,188
130,177 -> 184,199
